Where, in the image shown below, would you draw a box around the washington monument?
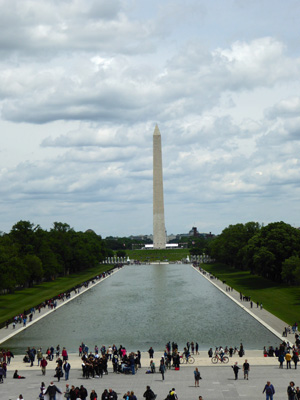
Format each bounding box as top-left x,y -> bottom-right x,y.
153,124 -> 166,249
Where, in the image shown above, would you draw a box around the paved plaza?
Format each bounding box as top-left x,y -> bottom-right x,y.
1,356 -> 299,400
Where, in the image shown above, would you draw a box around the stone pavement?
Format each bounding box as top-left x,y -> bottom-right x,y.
1,359 -> 299,400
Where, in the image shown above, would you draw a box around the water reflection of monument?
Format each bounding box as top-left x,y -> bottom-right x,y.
153,125 -> 166,249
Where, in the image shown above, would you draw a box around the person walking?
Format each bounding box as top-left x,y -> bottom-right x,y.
243,359 -> 250,380
232,362 -> 240,380
55,364 -> 63,382
287,381 -> 297,400
194,368 -> 201,387
40,357 -> 48,375
263,381 -> 275,400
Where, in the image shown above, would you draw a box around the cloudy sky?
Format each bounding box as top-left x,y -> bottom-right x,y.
0,0 -> 300,237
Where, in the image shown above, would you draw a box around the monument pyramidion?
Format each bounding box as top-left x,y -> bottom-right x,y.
153,124 -> 166,249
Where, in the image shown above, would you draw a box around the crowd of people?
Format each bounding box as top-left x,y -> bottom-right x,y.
208,343 -> 245,358
3,338 -> 300,399
3,269 -> 116,330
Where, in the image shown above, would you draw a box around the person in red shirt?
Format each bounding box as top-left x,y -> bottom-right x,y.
40,357 -> 48,375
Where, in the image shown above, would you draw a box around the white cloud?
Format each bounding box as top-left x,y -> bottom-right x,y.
267,96 -> 300,119
0,0 -> 300,236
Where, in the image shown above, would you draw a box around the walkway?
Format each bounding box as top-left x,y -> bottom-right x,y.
0,356 -> 298,400
0,267 -> 121,346
192,265 -> 294,343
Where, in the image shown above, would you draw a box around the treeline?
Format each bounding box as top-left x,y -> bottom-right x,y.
104,236 -> 151,250
0,221 -> 113,293
187,235 -> 215,256
209,221 -> 300,285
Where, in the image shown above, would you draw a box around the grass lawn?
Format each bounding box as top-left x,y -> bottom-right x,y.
125,248 -> 189,262
0,264 -> 114,326
203,263 -> 300,326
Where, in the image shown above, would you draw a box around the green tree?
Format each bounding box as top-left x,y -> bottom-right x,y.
10,220 -> 37,255
281,256 -> 300,284
209,222 -> 260,269
246,222 -> 300,281
116,250 -> 127,258
23,254 -> 44,286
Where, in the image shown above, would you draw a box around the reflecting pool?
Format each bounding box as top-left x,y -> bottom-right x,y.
3,264 -> 279,353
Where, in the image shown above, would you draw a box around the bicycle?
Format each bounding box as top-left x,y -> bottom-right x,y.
180,355 -> 195,364
211,354 -> 229,364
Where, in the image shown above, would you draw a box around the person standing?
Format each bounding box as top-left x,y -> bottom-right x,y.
263,381 -> 275,400
63,361 -> 71,380
90,390 -> 98,400
292,352 -> 299,369
143,386 -> 155,400
194,368 -> 201,387
191,342 -> 195,355
287,382 -> 297,400
64,383 -> 70,400
148,347 -> 154,359
285,352 -> 292,369
79,385 -> 88,400
101,389 -> 109,400
108,388 -> 117,400
278,353 -> 284,369
243,359 -> 250,380
44,381 -> 62,400
40,382 -> 46,400
232,362 -> 240,380
150,360 -> 155,373
37,349 -> 43,366
62,347 -> 68,362
70,385 -> 77,400
159,360 -> 166,380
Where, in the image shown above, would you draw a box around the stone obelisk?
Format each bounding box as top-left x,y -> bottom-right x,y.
153,124 -> 166,249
